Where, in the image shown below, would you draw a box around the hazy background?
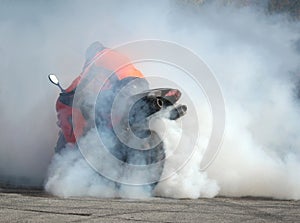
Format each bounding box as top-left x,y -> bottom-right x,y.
0,0 -> 300,199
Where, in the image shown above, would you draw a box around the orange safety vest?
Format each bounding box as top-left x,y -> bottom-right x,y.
56,48 -> 144,144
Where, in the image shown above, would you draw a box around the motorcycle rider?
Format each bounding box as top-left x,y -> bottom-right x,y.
52,42 -> 188,191
55,41 -> 149,152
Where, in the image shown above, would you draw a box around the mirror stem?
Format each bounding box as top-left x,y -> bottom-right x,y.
58,84 -> 65,93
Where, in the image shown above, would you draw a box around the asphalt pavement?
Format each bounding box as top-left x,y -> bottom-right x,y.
0,188 -> 299,222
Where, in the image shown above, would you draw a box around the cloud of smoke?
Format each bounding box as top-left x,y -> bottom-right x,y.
45,129 -> 154,199
1,0 -> 300,199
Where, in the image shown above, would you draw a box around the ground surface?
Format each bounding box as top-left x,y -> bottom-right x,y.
0,188 -> 299,223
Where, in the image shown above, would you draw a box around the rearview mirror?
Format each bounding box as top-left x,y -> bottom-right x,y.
48,74 -> 59,85
48,74 -> 64,92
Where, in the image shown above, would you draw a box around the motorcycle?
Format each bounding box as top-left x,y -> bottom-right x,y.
48,73 -> 187,190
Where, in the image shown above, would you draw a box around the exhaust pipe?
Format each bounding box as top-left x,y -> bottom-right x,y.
149,97 -> 163,111
155,98 -> 163,108
169,105 -> 187,120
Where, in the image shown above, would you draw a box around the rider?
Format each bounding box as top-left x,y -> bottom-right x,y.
55,41 -> 149,152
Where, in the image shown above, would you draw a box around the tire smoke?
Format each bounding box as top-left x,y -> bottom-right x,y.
1,0 -> 300,199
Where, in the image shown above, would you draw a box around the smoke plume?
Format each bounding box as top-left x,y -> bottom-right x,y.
1,0 -> 300,199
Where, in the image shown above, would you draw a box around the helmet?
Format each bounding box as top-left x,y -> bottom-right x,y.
83,41 -> 105,68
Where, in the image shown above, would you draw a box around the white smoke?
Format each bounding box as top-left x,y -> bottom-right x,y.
1,0 -> 300,199
44,1 -> 300,200
45,114 -> 219,199
45,129 -> 153,199
152,118 -> 219,199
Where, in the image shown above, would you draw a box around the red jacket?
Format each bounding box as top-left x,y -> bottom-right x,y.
56,48 -> 144,144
